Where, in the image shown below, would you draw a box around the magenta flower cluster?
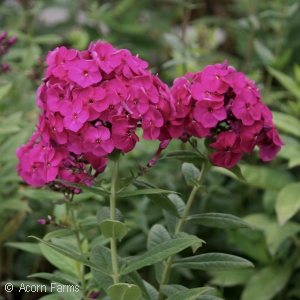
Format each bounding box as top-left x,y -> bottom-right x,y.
16,41 -> 176,187
171,61 -> 284,168
0,31 -> 17,73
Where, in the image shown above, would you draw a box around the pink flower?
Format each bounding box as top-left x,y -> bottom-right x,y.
59,100 -> 89,132
47,83 -> 71,112
126,85 -> 149,118
240,121 -> 263,153
201,65 -> 230,94
185,112 -> 210,138
83,126 -> 114,156
191,83 -> 224,102
194,100 -> 227,128
68,60 -> 102,88
231,88 -> 261,125
142,106 -> 164,140
210,132 -> 243,168
84,153 -> 108,173
42,148 -> 63,182
232,72 -> 261,98
111,117 -> 139,153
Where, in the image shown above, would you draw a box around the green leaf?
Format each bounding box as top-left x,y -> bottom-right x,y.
212,165 -> 293,191
226,165 -> 246,181
187,213 -> 252,229
5,242 -> 42,255
100,220 -> 128,241
147,224 -> 171,249
127,272 -> 151,300
107,283 -> 142,300
173,253 -> 254,271
0,199 -> 31,213
133,180 -> 180,218
275,182 -> 300,225
44,229 -> 75,241
163,194 -> 186,236
165,287 -> 213,300
39,294 -> 61,300
79,216 -> 98,229
97,206 -> 124,224
241,266 -> 291,300
33,34 -> 62,44
0,82 -> 12,101
182,163 -> 200,186
56,180 -> 110,197
147,225 -> 171,283
117,189 -> 178,198
272,111 -> 300,138
267,67 -> 300,100
143,281 -> 158,300
254,39 -> 275,65
122,234 -> 204,274
28,272 -> 78,286
90,245 -> 126,291
0,125 -> 20,134
159,150 -> 206,165
30,236 -> 108,275
209,269 -> 255,287
19,189 -> 63,202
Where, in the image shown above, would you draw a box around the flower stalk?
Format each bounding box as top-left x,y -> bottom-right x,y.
158,160 -> 208,300
110,159 -> 120,284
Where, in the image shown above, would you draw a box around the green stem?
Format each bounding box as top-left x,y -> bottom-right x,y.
158,161 -> 208,300
110,159 -> 120,284
70,209 -> 86,295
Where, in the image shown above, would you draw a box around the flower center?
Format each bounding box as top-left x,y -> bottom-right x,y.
150,121 -> 153,125
127,131 -> 131,136
208,107 -> 213,113
165,121 -> 170,127
47,163 -> 51,167
53,127 -> 56,132
206,91 -> 211,95
31,166 -> 36,172
60,94 -> 64,99
74,114 -> 78,119
109,105 -> 114,110
96,139 -> 101,144
133,99 -> 138,105
245,103 -> 250,109
84,71 -> 88,76
215,75 -> 220,80
78,134 -> 82,139
177,100 -> 182,105
192,119 -> 196,123
226,147 -> 231,152
89,100 -> 93,105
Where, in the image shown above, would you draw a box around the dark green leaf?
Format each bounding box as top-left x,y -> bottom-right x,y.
107,283 -> 142,300
100,220 -> 128,241
5,242 -> 42,255
159,150 -> 206,165
173,253 -> 254,271
187,213 -> 252,229
28,272 -> 78,286
182,163 -> 200,186
97,206 -> 124,223
117,189 -> 178,198
165,287 -> 212,300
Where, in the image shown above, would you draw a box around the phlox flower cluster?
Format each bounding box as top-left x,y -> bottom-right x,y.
16,41 -> 176,188
170,61 -> 284,168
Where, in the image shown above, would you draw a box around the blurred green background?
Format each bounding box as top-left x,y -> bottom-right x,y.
1,0 -> 300,299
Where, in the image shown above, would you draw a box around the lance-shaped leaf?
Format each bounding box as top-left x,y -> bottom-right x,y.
117,189 -> 178,198
100,220 -> 128,241
133,180 -> 180,218
56,180 -> 110,196
173,253 -> 254,271
159,150 -> 206,165
165,287 -> 212,300
127,272 -> 151,300
182,163 -> 201,186
122,234 -> 204,274
28,272 -> 78,286
107,283 -> 142,300
187,213 -> 252,229
97,206 -> 124,224
29,236 -> 108,275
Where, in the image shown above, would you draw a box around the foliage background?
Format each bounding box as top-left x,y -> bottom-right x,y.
1,0 -> 300,299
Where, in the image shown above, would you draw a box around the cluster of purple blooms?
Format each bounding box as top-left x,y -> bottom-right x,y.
171,61 -> 284,168
16,41 -> 177,188
0,31 -> 17,73
16,41 -> 284,189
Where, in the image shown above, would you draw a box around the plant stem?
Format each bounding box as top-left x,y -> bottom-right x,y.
110,159 -> 120,284
158,161 -> 208,300
70,209 -> 86,295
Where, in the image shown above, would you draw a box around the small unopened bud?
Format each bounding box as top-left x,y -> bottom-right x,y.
179,132 -> 188,143
147,159 -> 157,167
221,59 -> 228,70
0,31 -> 7,41
47,215 -> 54,221
90,292 -> 100,299
37,219 -> 48,225
7,36 -> 17,45
159,139 -> 170,150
